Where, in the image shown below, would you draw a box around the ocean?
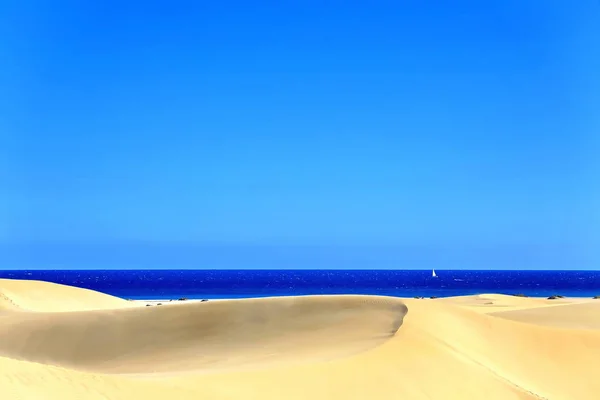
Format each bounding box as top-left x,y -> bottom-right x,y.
1,269 -> 599,299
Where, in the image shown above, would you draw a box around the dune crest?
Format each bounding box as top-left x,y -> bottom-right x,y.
0,279 -> 131,312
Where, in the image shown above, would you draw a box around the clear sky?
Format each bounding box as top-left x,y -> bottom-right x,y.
1,1 -> 599,269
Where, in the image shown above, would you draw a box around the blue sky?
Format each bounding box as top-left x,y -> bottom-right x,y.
1,1 -> 599,269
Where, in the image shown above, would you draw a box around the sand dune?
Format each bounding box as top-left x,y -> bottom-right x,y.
1,279 -> 600,400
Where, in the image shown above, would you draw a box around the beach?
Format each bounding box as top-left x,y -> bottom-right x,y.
1,279 -> 600,399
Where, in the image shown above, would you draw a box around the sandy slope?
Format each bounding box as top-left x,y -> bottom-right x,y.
438,293 -> 583,313
1,280 -> 600,400
490,300 -> 600,329
440,293 -> 600,329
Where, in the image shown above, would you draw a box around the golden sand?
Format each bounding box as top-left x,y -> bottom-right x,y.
1,278 -> 600,399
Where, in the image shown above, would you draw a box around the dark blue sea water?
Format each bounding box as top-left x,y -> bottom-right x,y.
1,270 -> 600,299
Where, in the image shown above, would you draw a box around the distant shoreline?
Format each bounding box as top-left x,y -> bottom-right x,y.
2,269 -> 599,301
132,294 -> 599,304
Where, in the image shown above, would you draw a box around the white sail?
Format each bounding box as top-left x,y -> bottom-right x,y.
432,269 -> 437,278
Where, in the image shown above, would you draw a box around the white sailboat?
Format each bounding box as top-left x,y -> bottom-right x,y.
432,269 -> 438,278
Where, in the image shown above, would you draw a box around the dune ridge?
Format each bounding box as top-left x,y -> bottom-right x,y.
0,294 -> 407,374
1,279 -> 600,400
